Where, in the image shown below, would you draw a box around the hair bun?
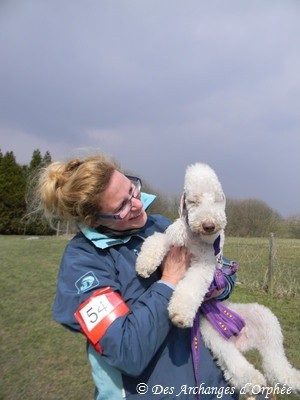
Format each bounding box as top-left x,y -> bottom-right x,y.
65,159 -> 82,172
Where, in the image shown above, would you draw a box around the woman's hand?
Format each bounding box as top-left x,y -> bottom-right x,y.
160,246 -> 190,286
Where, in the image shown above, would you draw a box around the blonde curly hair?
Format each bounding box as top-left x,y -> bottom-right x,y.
30,154 -> 118,228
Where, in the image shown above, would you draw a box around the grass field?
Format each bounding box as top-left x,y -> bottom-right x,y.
1,235 -> 299,400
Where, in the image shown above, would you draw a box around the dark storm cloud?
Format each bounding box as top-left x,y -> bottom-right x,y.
0,0 -> 299,217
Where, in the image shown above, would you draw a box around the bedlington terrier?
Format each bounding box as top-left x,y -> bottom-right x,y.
136,162 -> 300,392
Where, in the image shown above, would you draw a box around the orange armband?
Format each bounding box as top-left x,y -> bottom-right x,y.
74,287 -> 130,350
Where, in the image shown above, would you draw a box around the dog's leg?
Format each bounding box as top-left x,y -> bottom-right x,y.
201,316 -> 267,391
229,303 -> 300,392
168,261 -> 215,327
136,218 -> 188,278
165,218 -> 188,247
136,232 -> 169,277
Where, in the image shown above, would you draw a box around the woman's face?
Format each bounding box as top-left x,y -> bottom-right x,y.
95,170 -> 147,231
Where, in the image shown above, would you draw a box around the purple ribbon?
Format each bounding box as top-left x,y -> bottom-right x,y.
205,269 -> 226,298
200,299 -> 245,340
191,301 -> 245,400
202,262 -> 245,339
191,235 -> 244,397
205,261 -> 238,299
191,250 -> 245,398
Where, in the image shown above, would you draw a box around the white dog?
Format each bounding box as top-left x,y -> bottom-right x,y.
136,162 -> 300,392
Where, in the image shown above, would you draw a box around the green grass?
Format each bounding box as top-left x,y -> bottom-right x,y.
224,237 -> 300,400
1,235 -> 299,400
224,236 -> 300,297
0,235 -> 94,400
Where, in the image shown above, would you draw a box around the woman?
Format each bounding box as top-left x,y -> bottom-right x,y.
34,154 -> 239,399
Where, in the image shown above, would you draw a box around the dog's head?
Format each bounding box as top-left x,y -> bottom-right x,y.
180,163 -> 227,239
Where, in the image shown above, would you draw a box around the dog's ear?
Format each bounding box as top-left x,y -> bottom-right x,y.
179,192 -> 186,217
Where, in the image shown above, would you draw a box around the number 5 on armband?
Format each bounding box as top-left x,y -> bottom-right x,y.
74,287 -> 130,346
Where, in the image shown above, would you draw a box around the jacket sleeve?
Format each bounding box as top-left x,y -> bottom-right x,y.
100,281 -> 173,377
53,236 -> 174,377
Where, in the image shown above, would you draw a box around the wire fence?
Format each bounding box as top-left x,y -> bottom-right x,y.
224,234 -> 300,297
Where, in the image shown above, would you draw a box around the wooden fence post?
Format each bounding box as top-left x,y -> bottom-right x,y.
267,232 -> 275,294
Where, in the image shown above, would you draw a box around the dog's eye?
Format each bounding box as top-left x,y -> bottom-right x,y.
186,200 -> 196,206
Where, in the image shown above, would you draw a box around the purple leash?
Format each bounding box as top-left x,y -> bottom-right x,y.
200,247 -> 245,340
200,300 -> 245,339
191,236 -> 245,398
191,310 -> 201,400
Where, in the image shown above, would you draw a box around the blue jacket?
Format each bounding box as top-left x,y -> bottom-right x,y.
53,210 -> 238,399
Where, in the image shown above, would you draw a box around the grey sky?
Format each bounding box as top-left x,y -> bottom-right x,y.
1,0 -> 299,217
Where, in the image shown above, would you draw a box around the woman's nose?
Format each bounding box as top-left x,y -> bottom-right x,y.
131,196 -> 143,211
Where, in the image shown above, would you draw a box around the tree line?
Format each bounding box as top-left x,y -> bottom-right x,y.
0,149 -> 53,235
0,148 -> 299,238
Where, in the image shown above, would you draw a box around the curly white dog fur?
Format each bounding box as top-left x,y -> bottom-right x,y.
136,162 -> 300,392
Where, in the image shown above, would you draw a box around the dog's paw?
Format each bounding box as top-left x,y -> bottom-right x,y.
136,267 -> 153,278
136,232 -> 169,278
170,311 -> 194,328
276,369 -> 300,392
168,298 -> 195,328
226,368 -> 266,392
135,256 -> 156,277
136,250 -> 161,277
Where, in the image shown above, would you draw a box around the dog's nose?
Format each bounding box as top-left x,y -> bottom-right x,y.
202,222 -> 215,233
